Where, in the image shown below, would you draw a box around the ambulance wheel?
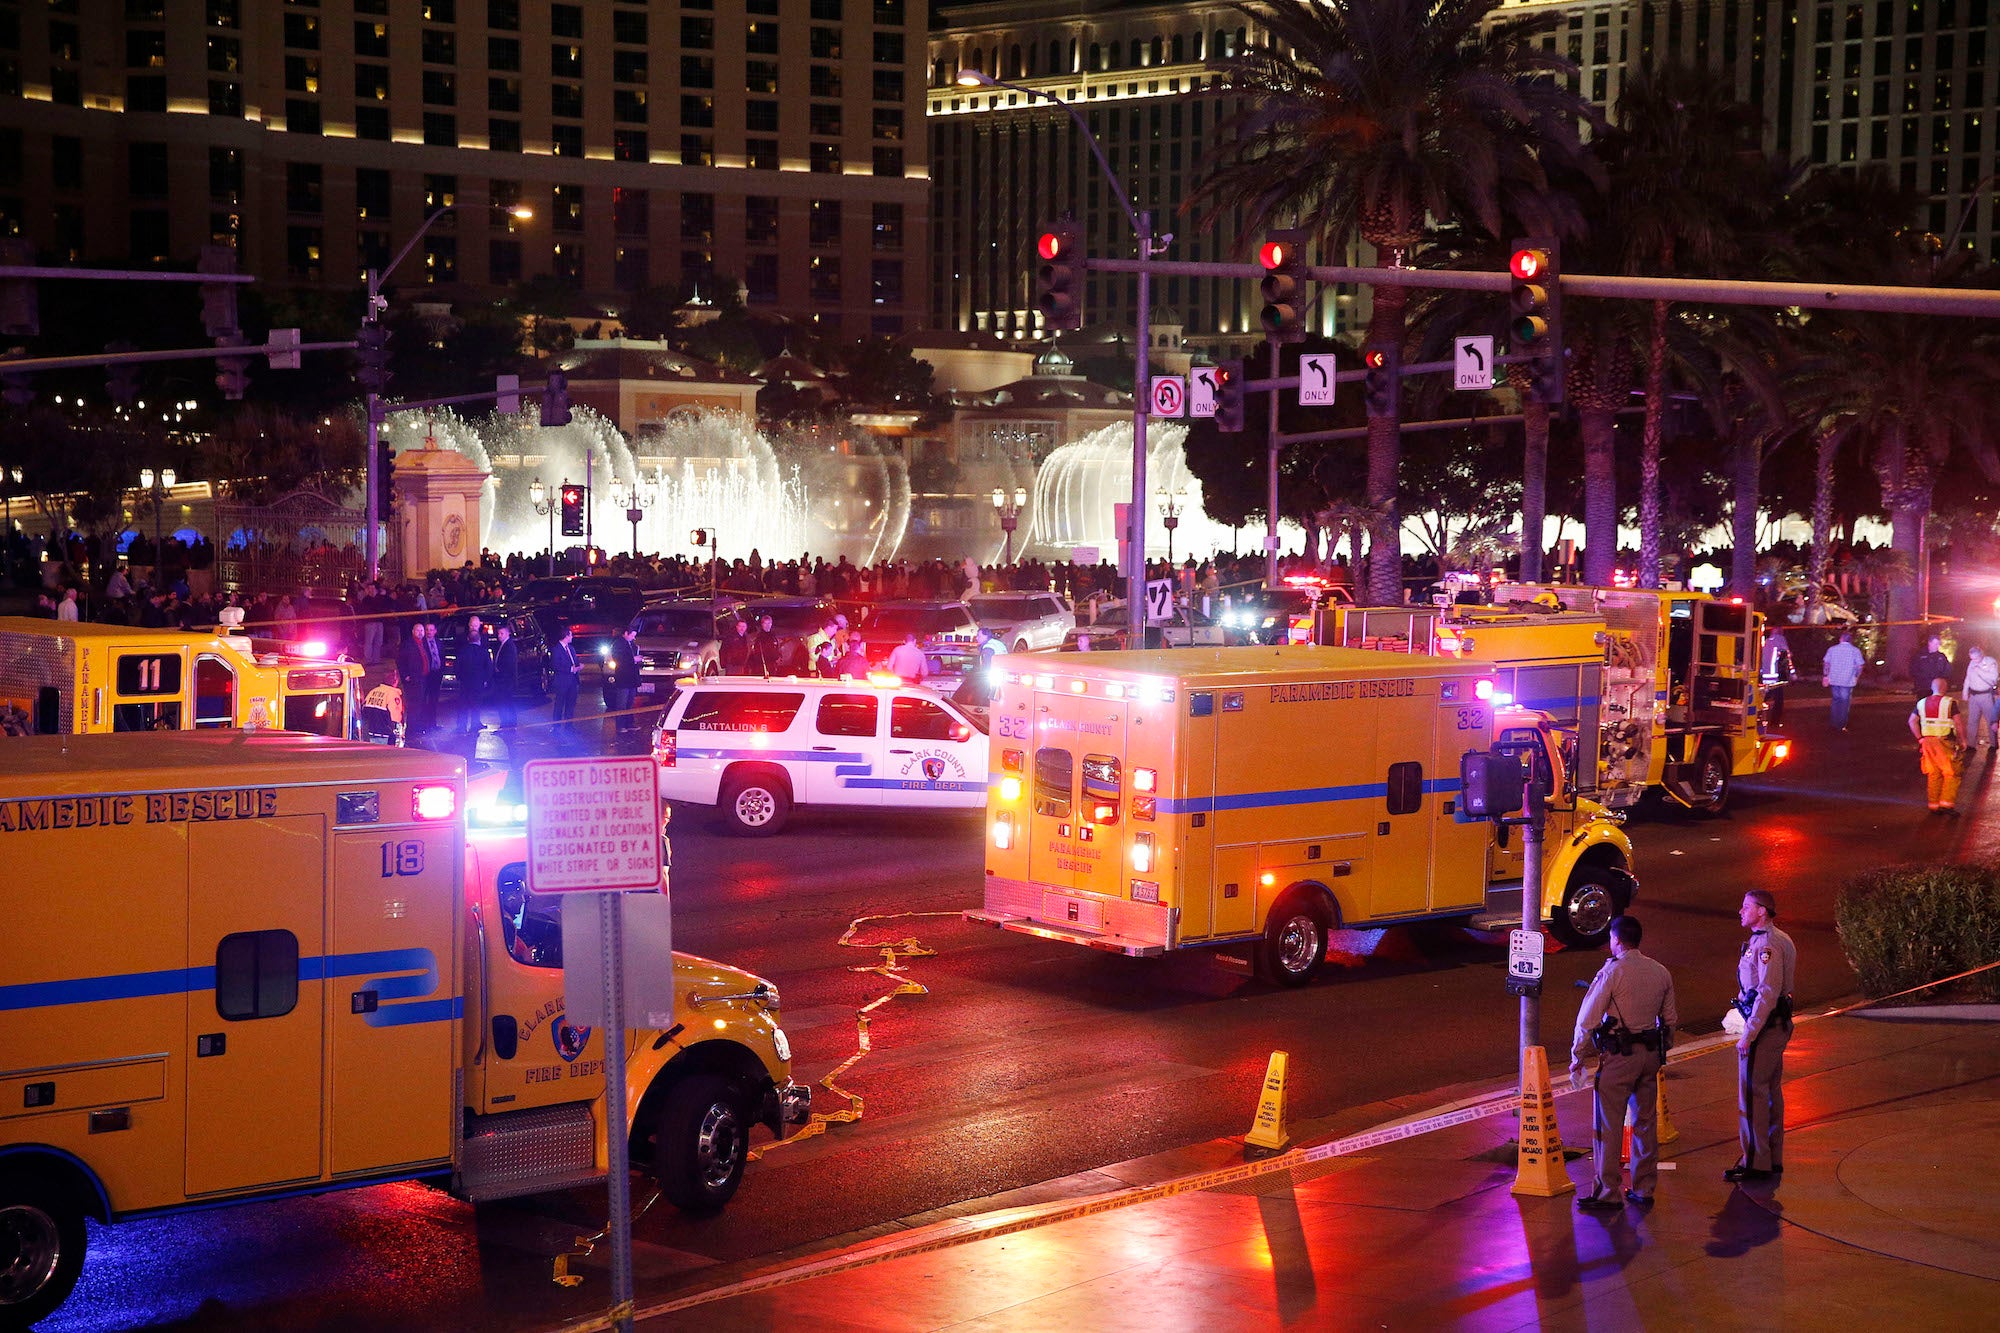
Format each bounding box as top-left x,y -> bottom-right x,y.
655,1074 -> 749,1214
1549,872 -> 1621,950
1694,742 -> 1732,815
1013,640 -> 1030,653
1257,899 -> 1329,987
721,770 -> 790,835
0,1167 -> 87,1330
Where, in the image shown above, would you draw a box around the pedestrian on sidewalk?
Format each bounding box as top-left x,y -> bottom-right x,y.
1570,916 -> 1678,1211
1963,645 -> 1999,749
1822,630 -> 1864,731
1727,889 -> 1796,1185
1908,677 -> 1966,814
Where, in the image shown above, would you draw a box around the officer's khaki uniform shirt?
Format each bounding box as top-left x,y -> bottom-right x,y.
1572,950 -> 1679,1065
1738,925 -> 1797,1040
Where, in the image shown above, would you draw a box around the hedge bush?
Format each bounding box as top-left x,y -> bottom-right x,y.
1836,862 -> 2000,1003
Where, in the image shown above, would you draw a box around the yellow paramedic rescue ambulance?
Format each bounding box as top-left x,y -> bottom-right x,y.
0,732 -> 806,1328
1330,584 -> 1789,814
967,646 -> 1636,986
0,617 -> 363,738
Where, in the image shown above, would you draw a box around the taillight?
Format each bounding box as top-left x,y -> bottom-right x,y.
1132,767 -> 1156,792
655,730 -> 678,767
1002,748 -> 1025,772
992,812 -> 1015,849
1772,740 -> 1791,762
999,775 -> 1021,801
412,784 -> 457,821
1132,795 -> 1156,821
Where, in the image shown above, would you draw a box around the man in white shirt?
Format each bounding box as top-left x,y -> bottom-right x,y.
1821,631 -> 1865,731
105,566 -> 132,600
55,588 -> 79,621
886,632 -> 929,683
1964,645 -> 1999,749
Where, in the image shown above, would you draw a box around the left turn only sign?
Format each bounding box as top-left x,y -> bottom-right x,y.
1150,375 -> 1187,418
525,756 -> 663,893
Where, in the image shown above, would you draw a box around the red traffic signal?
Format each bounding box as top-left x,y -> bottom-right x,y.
1035,220 -> 1084,331
1038,231 -> 1067,261
1511,248 -> 1548,281
1258,239 -> 1295,270
1363,348 -> 1388,370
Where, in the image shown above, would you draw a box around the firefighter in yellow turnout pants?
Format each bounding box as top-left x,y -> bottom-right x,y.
1908,676 -> 1966,814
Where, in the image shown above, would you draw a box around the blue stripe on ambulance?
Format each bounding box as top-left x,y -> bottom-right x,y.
0,947 -> 458,1026
841,778 -> 987,792
1159,777 -> 1462,815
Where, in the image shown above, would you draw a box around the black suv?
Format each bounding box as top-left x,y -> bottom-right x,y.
435,607 -> 553,697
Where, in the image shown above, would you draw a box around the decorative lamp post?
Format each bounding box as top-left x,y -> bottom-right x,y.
610,476 -> 656,559
1159,490 -> 1182,568
138,467 -> 175,579
992,485 -> 1028,565
528,479 -> 559,576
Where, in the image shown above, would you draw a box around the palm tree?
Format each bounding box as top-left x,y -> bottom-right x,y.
1194,0 -> 1599,604
1601,64 -> 1769,589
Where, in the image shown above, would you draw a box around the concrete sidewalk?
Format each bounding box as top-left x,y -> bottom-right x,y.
642,1010 -> 2000,1330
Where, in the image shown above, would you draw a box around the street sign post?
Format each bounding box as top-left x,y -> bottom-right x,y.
1188,365 -> 1218,418
1150,375 -> 1187,418
1144,578 -> 1175,624
525,756 -> 664,1333
1454,336 -> 1495,391
1299,353 -> 1337,405
1507,927 -> 1545,998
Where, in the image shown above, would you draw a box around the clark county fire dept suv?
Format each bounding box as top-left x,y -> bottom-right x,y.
0,732 -> 807,1329
968,646 -> 1636,985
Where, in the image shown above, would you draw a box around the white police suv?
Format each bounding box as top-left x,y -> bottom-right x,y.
652,674 -> 990,834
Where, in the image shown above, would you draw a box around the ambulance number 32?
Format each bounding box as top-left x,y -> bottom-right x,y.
1455,707 -> 1489,731
380,839 -> 426,877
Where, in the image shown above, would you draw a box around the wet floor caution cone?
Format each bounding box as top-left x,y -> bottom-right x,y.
1512,1045 -> 1575,1198
1244,1050 -> 1291,1155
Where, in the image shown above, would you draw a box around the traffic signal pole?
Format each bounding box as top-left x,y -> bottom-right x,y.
1130,211 -> 1150,647
1265,339 -> 1281,590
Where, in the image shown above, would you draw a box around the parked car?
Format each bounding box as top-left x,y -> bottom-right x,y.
855,600 -> 981,665
434,607 -> 553,697
736,596 -> 840,664
966,591 -> 1073,651
518,575 -> 580,606
632,599 -> 734,696
557,577 -> 647,674
652,676 -> 988,834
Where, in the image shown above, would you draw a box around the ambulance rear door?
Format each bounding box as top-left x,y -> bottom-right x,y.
1431,681 -> 1496,910
185,814 -> 327,1196
1369,681 -> 1436,919
1692,598 -> 1755,732
1024,685 -> 1130,904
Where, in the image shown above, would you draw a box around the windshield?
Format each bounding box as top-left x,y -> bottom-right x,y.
870,606 -> 972,636
970,597 -> 1041,621
751,604 -> 830,633
283,691 -> 347,737
636,608 -> 715,639
569,588 -> 644,623
522,579 -> 574,604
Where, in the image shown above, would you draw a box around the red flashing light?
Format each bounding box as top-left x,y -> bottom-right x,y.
412,784 -> 458,821
1258,240 -> 1292,270
1474,679 -> 1496,700
562,486 -> 581,504
1510,248 -> 1547,281
1038,231 -> 1066,261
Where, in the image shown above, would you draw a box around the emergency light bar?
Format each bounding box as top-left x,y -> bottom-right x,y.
412,784 -> 458,821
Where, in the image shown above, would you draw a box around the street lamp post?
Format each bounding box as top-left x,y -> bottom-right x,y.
991,485 -> 1027,566
1159,490 -> 1181,568
610,474 -> 656,559
362,202 -> 533,583
528,480 -> 559,576
138,467 -> 175,582
957,70 -> 1167,646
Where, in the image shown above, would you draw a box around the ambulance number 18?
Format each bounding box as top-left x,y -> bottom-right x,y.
381,839 -> 426,876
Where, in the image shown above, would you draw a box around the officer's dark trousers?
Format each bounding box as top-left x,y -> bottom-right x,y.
1591,1048 -> 1663,1198
1738,1022 -> 1790,1172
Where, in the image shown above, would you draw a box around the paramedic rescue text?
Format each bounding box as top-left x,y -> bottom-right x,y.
0,786 -> 280,832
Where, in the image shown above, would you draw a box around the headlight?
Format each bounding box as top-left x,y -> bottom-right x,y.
771,1027 -> 791,1062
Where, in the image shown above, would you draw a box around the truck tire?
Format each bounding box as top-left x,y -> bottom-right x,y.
654,1074 -> 750,1214
1549,871 -> 1621,950
1694,741 -> 1732,815
721,770 -> 790,836
1256,897 -> 1329,987
0,1167 -> 88,1331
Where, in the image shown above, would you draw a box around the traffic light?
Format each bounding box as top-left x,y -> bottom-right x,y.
690,528 -> 709,546
1257,229 -> 1309,344
1213,358 -> 1246,433
1362,344 -> 1400,417
197,244 -> 240,340
1034,221 -> 1083,331
355,323 -> 392,396
214,341 -> 252,401
1460,748 -> 1526,819
540,370 -> 572,427
376,438 -> 396,517
561,484 -> 586,537
106,342 -> 139,406
1510,239 -> 1563,406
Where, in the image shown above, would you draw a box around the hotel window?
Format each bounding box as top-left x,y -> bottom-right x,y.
680,135 -> 713,166
811,66 -> 842,98
424,175 -> 458,210
614,50 -> 647,82
747,22 -> 779,55
357,64 -> 389,100
356,168 -> 390,220
422,29 -> 456,65
552,84 -> 584,118
552,124 -> 584,158
614,130 -> 647,163
746,139 -> 777,170
287,100 -> 323,135
490,77 -> 521,112
286,162 -> 323,214
487,0 -> 519,30
746,196 -> 779,243
811,27 -> 842,58
554,242 -> 583,284
614,88 -> 647,122
285,13 -> 320,50
613,10 -> 646,43
356,22 -> 389,59
684,56 -> 715,88
683,16 -> 714,48
808,199 -> 840,246
489,119 -> 521,152
286,55 -> 320,94
423,234 -> 457,282
811,143 -> 842,173
681,193 -> 714,241
356,107 -> 389,140
489,37 -> 520,71
490,239 -> 522,284
613,187 -> 648,237
552,44 -> 582,78
746,253 -> 778,303
683,95 -> 716,128
552,4 -> 583,38
424,112 -> 457,147
747,61 -> 778,94
809,256 -> 841,302
286,226 -> 324,280
552,183 -> 583,231
615,246 -> 648,292
423,70 -> 456,105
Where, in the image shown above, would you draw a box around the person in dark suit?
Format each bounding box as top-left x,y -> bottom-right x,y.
551,626 -> 581,728
606,624 -> 641,733
490,621 -> 521,733
397,621 -> 432,737
422,622 -> 444,735
457,614 -> 493,734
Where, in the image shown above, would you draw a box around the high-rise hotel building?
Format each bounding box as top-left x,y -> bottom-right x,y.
929,0 -> 1996,353
0,0 -> 931,337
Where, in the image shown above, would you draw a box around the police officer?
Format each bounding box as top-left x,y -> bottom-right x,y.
1570,915 -> 1678,1210
1727,888 -> 1796,1184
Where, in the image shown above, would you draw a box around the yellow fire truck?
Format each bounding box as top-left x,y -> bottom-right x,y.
1328,585 -> 1790,814
966,647 -> 1636,987
0,618 -> 363,739
0,733 -> 806,1327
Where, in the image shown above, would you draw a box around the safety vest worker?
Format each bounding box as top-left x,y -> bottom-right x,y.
1908,680 -> 1965,813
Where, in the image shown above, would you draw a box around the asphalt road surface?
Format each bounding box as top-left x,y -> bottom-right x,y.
46,685 -> 1995,1332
